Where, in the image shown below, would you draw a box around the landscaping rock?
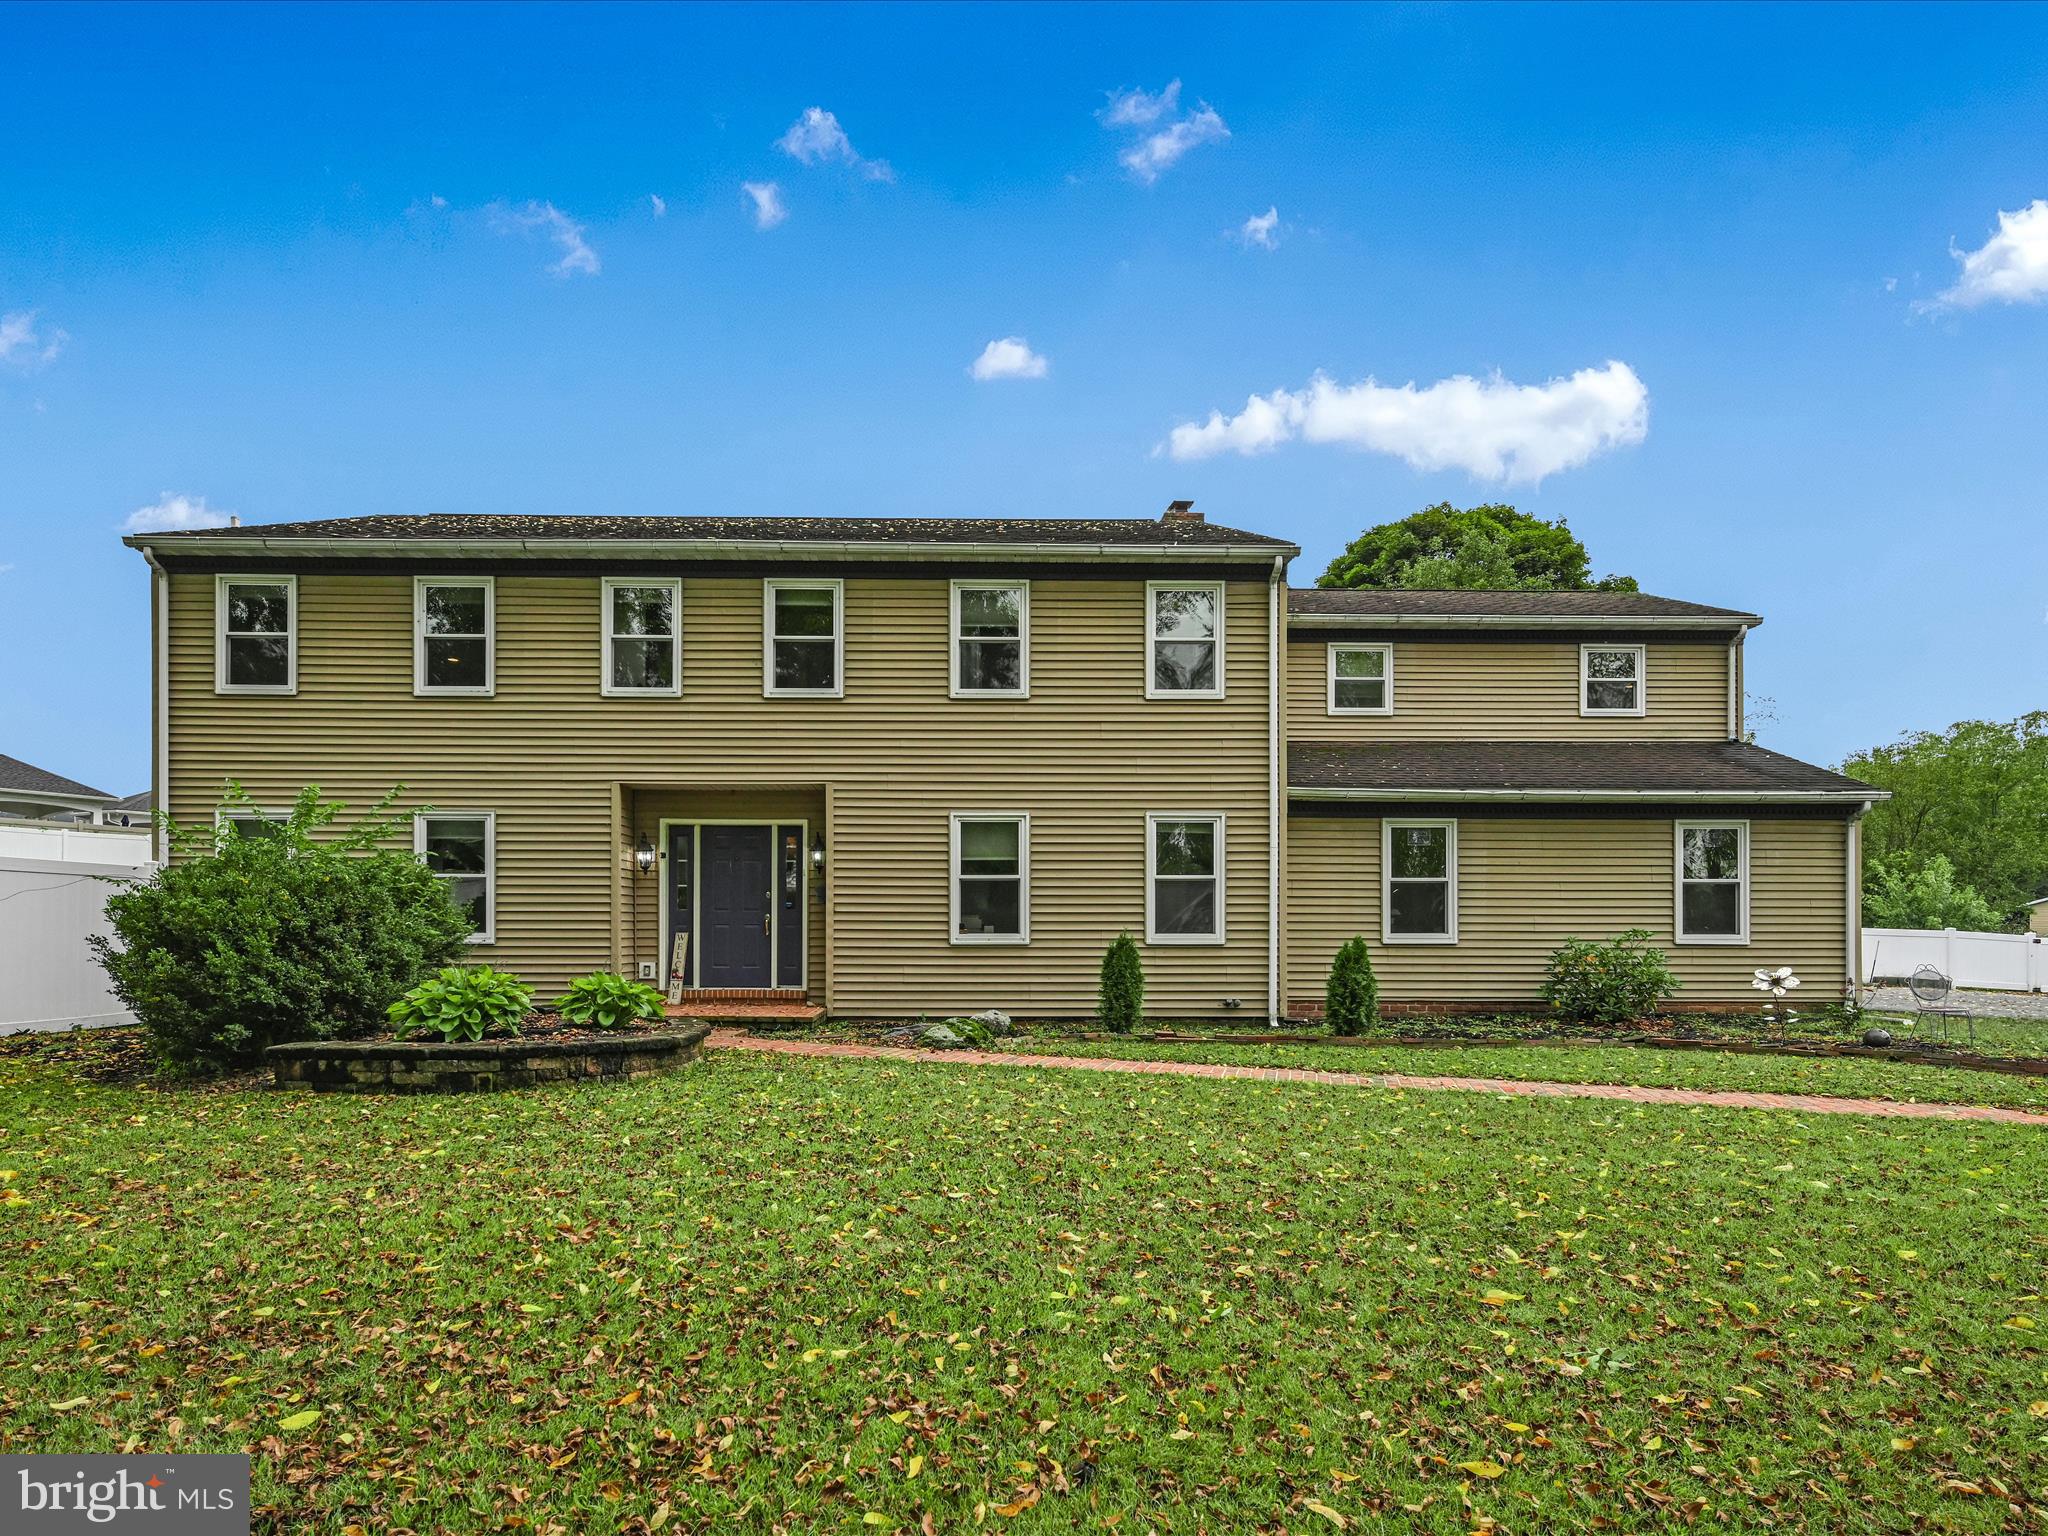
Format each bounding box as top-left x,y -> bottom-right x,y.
969,1009 -> 1015,1037
916,1024 -> 965,1049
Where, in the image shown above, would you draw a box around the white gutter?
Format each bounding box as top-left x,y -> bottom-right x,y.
1267,556 -> 1282,1025
145,548 -> 170,863
125,535 -> 1300,564
1846,803 -> 1869,988
1287,612 -> 1760,632
1288,786 -> 1888,805
1726,625 -> 1744,738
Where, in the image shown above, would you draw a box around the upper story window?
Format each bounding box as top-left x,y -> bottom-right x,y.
950,581 -> 1029,697
950,813 -> 1029,943
602,578 -> 681,697
215,575 -> 297,695
216,808 -> 288,844
1146,582 -> 1224,699
1147,813 -> 1224,944
416,812 -> 495,944
763,578 -> 843,698
1581,644 -> 1645,717
1384,819 -> 1456,944
1328,642 -> 1392,715
1675,821 -> 1747,944
415,577 -> 495,696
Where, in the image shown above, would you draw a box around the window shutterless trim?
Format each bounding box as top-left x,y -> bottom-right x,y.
762,577 -> 845,698
1674,818 -> 1749,945
415,810 -> 496,945
948,811 -> 1030,945
1580,642 -> 1647,718
1144,811 -> 1226,945
1326,641 -> 1393,716
1144,581 -> 1226,700
948,579 -> 1030,698
212,805 -> 289,849
1382,817 -> 1457,945
600,576 -> 683,698
414,575 -> 496,697
214,574 -> 298,695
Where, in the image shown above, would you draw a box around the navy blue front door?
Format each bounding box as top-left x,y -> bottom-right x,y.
698,825 -> 774,987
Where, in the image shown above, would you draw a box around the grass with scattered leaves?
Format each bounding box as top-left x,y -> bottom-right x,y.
3,1037 -> 2046,1533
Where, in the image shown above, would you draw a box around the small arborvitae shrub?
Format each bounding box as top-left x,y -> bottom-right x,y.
1098,931 -> 1145,1035
555,972 -> 667,1029
388,966 -> 534,1042
1325,936 -> 1380,1036
1541,928 -> 1681,1025
89,782 -> 474,1073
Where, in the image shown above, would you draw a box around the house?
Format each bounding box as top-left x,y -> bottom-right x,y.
2028,898 -> 2048,938
0,752 -> 116,823
122,508 -> 1884,1020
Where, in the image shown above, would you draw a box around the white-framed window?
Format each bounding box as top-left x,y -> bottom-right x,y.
1145,582 -> 1224,699
1383,819 -> 1456,944
601,578 -> 681,697
1327,642 -> 1393,715
950,581 -> 1029,697
1146,813 -> 1225,944
950,813 -> 1029,944
415,577 -> 495,696
214,807 -> 289,844
1675,820 -> 1748,944
416,812 -> 495,944
1580,644 -> 1646,717
763,578 -> 844,698
215,575 -> 297,695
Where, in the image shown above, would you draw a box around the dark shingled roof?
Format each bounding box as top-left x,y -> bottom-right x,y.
130,514 -> 1294,550
1288,740 -> 1880,798
0,752 -> 113,802
1288,589 -> 1759,622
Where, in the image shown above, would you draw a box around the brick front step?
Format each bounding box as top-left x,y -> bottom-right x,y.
665,999 -> 824,1026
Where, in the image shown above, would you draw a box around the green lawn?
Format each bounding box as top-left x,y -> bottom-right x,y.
4,1040 -> 2046,1533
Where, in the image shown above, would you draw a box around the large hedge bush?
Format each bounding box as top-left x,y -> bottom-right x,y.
1098,932 -> 1145,1035
1324,936 -> 1379,1035
1540,928 -> 1681,1025
90,784 -> 474,1072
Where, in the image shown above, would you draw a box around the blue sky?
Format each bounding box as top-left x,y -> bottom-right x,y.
3,2 -> 2045,795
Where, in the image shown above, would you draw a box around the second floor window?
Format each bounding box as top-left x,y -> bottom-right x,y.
416,577 -> 494,696
603,578 -> 681,696
1147,582 -> 1224,699
216,575 -> 296,694
951,581 -> 1028,696
1328,642 -> 1392,714
764,579 -> 843,697
1581,644 -> 1645,717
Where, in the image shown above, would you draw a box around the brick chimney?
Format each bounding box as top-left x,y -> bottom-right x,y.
1163,499 -> 1202,524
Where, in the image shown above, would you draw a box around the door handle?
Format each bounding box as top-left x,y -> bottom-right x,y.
764,894 -> 772,937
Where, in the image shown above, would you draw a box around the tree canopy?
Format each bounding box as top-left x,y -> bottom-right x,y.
1316,502 -> 1639,592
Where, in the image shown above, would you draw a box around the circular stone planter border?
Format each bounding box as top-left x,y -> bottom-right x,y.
266,1021 -> 713,1094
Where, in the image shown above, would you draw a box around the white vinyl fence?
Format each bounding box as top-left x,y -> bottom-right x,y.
0,822 -> 156,1033
1862,927 -> 2048,993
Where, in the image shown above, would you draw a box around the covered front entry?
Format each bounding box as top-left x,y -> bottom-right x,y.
664,819 -> 810,991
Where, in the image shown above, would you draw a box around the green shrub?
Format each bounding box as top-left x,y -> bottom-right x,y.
89,783 -> 474,1072
1098,932 -> 1145,1035
1541,929 -> 1681,1024
1325,936 -> 1379,1035
388,966 -> 533,1042
555,972 -> 666,1029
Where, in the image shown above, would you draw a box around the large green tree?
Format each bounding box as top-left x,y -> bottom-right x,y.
1843,712 -> 2048,926
1316,502 -> 1639,591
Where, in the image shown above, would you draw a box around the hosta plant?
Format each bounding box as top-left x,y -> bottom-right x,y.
387,966 -> 533,1042
555,972 -> 667,1030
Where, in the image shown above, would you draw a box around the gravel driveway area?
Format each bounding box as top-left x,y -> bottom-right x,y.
1865,986 -> 2048,1022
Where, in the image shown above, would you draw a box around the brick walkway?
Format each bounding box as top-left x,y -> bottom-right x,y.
704,1029 -> 2048,1126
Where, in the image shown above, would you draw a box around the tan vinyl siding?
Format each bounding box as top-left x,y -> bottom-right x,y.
166,570 -> 1275,1015
1283,814 -> 1850,1007
1286,640 -> 1730,740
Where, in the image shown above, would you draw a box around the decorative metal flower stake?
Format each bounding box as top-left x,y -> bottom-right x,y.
1752,966 -> 1801,1040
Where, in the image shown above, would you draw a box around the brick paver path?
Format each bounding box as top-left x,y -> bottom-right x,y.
704,1029 -> 2048,1126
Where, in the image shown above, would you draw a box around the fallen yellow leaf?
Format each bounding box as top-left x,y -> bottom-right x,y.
278,1410 -> 319,1432
1302,1498 -> 1348,1528
1456,1460 -> 1506,1480
1478,1290 -> 1524,1307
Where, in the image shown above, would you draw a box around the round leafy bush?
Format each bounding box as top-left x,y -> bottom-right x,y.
90,785 -> 475,1073
1098,931 -> 1145,1035
1541,929 -> 1681,1025
388,965 -> 533,1042
555,972 -> 666,1029
1324,936 -> 1379,1035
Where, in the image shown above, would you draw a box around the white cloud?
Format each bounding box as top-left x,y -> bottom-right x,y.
775,107 -> 894,182
122,492 -> 235,534
1163,360 -> 1650,485
488,200 -> 601,277
1116,104 -> 1229,183
969,337 -> 1050,381
1099,80 -> 1181,128
649,193 -> 667,218
430,194 -> 449,209
742,181 -> 788,230
1927,198 -> 2048,310
1238,206 -> 1281,250
0,309 -> 67,368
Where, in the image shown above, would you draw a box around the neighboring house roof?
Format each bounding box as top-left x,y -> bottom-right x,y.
1288,740 -> 1883,803
109,790 -> 154,812
1288,589 -> 1761,627
123,513 -> 1297,556
0,752 -> 114,803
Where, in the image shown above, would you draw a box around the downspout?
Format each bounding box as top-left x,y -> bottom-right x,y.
1726,626 -> 1742,740
146,550 -> 170,864
1846,802 -> 1868,996
1268,555 -> 1283,1023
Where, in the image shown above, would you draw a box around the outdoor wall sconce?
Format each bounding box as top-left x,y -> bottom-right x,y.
634,839 -> 657,874
810,834 -> 825,871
